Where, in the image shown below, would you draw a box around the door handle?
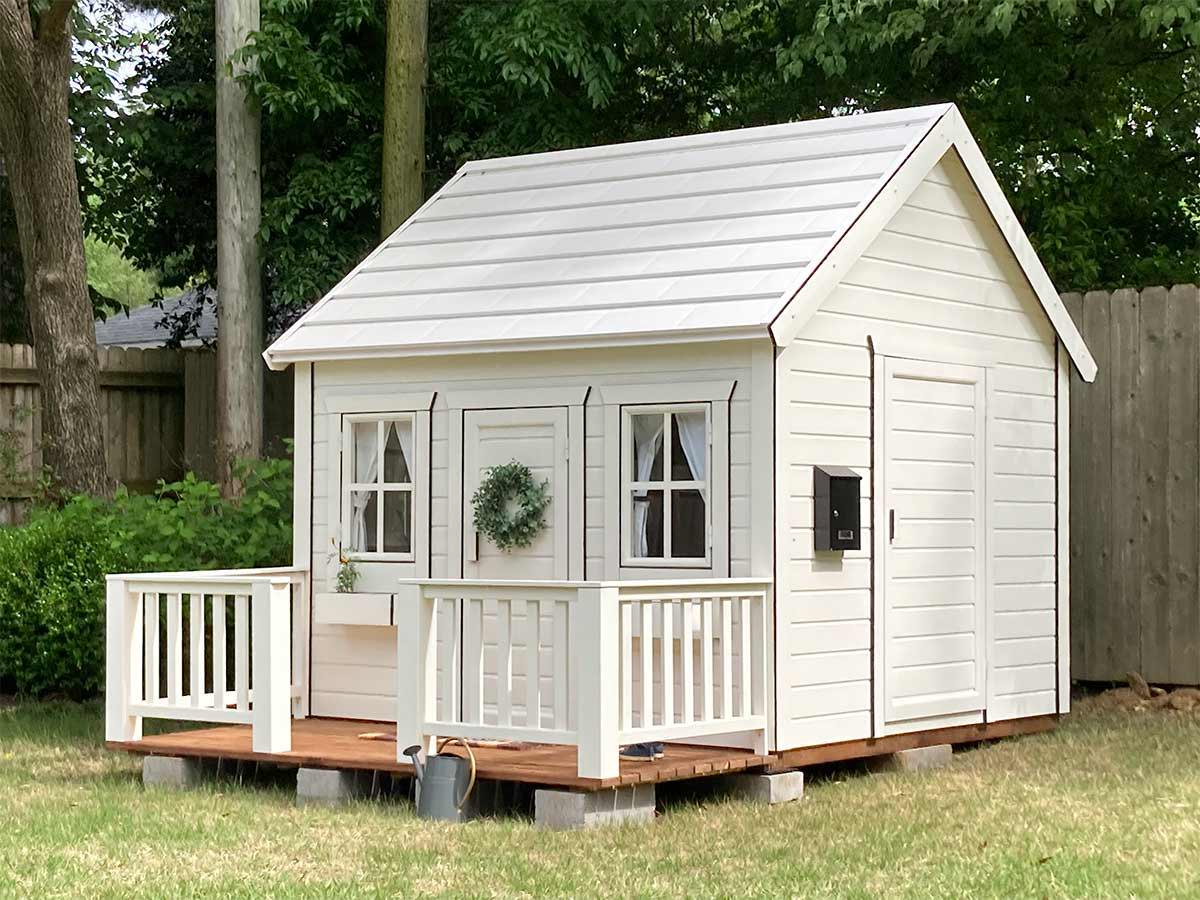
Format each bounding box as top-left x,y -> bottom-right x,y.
467,529 -> 478,562
889,509 -> 896,543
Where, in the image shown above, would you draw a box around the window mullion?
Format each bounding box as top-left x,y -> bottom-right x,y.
663,412 -> 672,563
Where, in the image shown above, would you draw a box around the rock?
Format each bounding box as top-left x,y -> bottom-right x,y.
1127,672 -> 1152,700
1169,691 -> 1199,712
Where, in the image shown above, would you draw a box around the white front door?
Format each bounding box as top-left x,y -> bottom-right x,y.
462,407 -> 570,580
877,357 -> 988,725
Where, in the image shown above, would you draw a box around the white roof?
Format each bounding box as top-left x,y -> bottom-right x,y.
266,103 -> 1095,381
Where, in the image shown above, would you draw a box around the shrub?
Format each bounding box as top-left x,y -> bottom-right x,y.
0,457 -> 292,698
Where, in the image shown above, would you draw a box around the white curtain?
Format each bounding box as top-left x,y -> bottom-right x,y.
632,415 -> 664,557
674,412 -> 707,493
392,419 -> 414,482
350,422 -> 379,552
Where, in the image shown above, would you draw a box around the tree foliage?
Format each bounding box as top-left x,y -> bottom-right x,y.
90,0 -> 1200,343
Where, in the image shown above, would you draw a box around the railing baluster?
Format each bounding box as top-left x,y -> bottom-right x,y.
497,597 -> 512,727
620,600 -> 633,732
212,593 -> 227,711
680,599 -> 694,724
235,594 -> 250,712
450,597 -> 463,723
463,597 -> 483,724
661,599 -> 674,728
525,598 -> 541,728
552,599 -> 568,731
739,595 -> 751,717
700,598 -> 713,722
189,593 -> 205,707
166,593 -> 182,704
640,601 -> 654,728
721,596 -> 733,719
143,593 -> 159,702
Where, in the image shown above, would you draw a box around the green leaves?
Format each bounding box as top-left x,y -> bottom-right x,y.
0,457 -> 293,698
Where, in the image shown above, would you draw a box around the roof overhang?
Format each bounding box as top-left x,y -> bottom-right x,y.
264,324 -> 769,371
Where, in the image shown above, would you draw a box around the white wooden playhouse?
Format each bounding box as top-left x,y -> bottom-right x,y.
106,103 -> 1097,782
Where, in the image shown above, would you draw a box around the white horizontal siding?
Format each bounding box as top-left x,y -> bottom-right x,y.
775,152 -> 1059,751
307,342 -> 765,720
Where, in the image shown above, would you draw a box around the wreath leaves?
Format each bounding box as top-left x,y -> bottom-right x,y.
471,460 -> 550,551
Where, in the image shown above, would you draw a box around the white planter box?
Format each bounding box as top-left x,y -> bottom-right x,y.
313,592 -> 393,627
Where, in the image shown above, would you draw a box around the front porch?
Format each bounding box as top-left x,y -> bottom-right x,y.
105,569 -> 774,781
106,717 -> 773,791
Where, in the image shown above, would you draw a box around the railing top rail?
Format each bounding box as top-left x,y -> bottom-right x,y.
398,576 -> 772,590
108,567 -> 308,585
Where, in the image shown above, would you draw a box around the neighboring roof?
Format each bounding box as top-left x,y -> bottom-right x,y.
265,104 -> 1096,381
95,289 -> 216,348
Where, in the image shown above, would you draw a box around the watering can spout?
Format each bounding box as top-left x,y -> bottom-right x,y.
403,744 -> 425,784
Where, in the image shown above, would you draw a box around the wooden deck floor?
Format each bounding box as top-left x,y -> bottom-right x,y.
107,718 -> 771,790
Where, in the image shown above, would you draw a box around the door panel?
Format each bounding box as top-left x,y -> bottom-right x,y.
462,407 -> 569,580
880,357 -> 988,725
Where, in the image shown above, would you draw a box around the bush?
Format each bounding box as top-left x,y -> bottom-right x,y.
0,457 -> 292,699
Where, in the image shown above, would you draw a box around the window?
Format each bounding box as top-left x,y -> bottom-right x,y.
342,415 -> 414,558
624,405 -> 710,565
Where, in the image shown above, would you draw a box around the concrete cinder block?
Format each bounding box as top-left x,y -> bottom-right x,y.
868,743 -> 953,773
534,784 -> 656,830
716,769 -> 805,805
296,767 -> 373,807
142,755 -> 203,790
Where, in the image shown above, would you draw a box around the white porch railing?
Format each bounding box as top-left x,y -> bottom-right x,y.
105,567 -> 309,753
395,577 -> 771,779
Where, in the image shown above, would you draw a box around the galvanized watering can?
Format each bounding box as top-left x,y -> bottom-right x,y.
403,738 -> 478,822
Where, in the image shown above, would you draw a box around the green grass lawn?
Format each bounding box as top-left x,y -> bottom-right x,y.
1,698 -> 1197,898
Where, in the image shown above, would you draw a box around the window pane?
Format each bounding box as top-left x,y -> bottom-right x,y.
671,489 -> 706,558
632,489 -> 664,558
382,491 -> 412,554
671,411 -> 706,480
383,420 -> 412,483
352,421 -> 378,483
631,414 -> 664,481
349,490 -> 378,552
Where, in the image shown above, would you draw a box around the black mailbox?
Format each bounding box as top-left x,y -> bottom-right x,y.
814,465 -> 862,551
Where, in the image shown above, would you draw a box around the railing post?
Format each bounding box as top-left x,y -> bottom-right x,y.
105,577 -> 143,742
252,579 -> 292,753
396,583 -> 436,760
291,573 -> 310,719
576,585 -> 620,779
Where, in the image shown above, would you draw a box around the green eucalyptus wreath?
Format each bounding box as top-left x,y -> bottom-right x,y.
471,460 -> 551,551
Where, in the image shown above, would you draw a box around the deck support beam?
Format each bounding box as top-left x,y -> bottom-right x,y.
296,767 -> 373,806
867,743 -> 953,773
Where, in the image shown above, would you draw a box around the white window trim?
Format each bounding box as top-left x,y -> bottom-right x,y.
340,412 -> 420,563
620,403 -> 713,569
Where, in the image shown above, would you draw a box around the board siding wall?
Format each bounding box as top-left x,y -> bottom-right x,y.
309,343 -> 761,720
775,153 -> 1060,751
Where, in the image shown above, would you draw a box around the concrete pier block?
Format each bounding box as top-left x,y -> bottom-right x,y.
143,755 -> 203,790
716,769 -> 805,805
868,743 -> 953,773
534,784 -> 656,830
296,767 -> 373,807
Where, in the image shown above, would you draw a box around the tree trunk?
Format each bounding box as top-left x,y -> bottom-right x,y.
381,0 -> 428,237
0,1 -> 109,496
215,0 -> 263,495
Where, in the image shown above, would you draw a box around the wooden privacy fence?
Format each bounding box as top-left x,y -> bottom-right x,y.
1064,285 -> 1200,686
0,344 -> 291,524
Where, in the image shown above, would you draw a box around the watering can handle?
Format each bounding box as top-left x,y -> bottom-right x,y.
437,737 -> 478,811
